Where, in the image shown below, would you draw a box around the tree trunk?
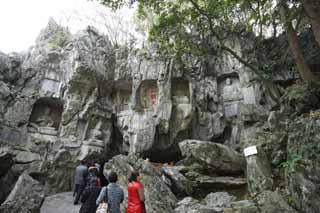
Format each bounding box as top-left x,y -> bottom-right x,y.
279,1 -> 315,81
302,0 -> 320,47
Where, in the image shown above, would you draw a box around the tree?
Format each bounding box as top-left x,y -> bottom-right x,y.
278,0 -> 315,81
301,0 -> 320,47
96,0 -> 319,101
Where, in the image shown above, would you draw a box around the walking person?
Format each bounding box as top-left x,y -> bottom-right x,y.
96,171 -> 124,213
126,171 -> 146,213
79,178 -> 101,213
88,163 -> 101,187
74,160 -> 88,205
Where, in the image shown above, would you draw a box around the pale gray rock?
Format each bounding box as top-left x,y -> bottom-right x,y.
256,190 -> 297,213
227,200 -> 259,213
246,153 -> 273,196
179,140 -> 245,175
204,192 -> 236,208
161,165 -> 193,196
0,173 -> 45,213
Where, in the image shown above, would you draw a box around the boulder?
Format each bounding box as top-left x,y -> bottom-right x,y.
204,192 -> 236,208
256,190 -> 297,213
104,155 -> 177,213
225,200 -> 259,213
179,140 -> 245,175
0,173 -> 45,213
175,192 -> 237,213
161,165 -> 193,196
0,150 -> 13,177
246,152 -> 273,196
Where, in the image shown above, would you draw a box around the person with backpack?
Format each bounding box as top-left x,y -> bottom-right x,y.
96,172 -> 124,213
79,178 -> 101,213
87,163 -> 101,187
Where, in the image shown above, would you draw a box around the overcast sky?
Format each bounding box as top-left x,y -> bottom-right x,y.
0,0 -> 136,53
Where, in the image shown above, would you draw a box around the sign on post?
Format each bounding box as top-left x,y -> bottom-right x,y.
243,146 -> 258,157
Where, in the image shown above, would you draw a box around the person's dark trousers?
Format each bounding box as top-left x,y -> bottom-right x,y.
74,184 -> 85,204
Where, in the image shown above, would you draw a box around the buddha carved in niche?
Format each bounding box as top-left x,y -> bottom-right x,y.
29,107 -> 55,131
223,78 -> 242,101
88,119 -> 103,141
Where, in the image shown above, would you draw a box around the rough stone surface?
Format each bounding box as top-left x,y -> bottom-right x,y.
0,173 -> 45,213
0,18 -> 318,213
256,190 -> 297,213
179,140 -> 245,175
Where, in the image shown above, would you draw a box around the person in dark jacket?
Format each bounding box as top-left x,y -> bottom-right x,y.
96,172 -> 124,213
79,178 -> 101,213
74,160 -> 88,204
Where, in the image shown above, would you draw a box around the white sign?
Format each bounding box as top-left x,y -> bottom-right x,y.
244,146 -> 258,157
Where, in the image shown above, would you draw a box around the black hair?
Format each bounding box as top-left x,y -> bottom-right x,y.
128,171 -> 140,182
108,172 -> 118,183
80,160 -> 86,165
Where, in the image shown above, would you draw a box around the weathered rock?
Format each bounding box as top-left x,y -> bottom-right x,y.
179,140 -> 245,175
161,165 -> 193,196
204,192 -> 236,208
226,200 -> 259,213
286,116 -> 320,213
175,192 -> 237,213
256,190 -> 297,213
0,173 -> 45,213
104,155 -> 177,213
0,150 -> 13,177
280,82 -> 320,115
246,152 -> 273,196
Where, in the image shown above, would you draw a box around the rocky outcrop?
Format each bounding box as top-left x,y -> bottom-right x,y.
0,173 -> 45,213
179,140 -> 245,175
0,18 -> 318,213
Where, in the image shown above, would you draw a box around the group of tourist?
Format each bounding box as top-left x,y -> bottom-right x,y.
73,160 -> 146,213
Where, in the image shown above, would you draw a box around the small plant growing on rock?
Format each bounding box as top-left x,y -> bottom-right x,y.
48,30 -> 70,50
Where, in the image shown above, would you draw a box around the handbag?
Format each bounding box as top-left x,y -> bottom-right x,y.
96,202 -> 108,213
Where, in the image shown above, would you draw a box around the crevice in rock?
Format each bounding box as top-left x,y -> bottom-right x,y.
213,124 -> 232,143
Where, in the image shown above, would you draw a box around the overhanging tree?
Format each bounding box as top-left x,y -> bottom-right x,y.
96,0 -> 319,102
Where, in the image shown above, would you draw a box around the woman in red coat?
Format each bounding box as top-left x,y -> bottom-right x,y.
126,171 -> 145,213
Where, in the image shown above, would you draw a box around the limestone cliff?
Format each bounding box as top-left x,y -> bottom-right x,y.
0,20 -> 319,213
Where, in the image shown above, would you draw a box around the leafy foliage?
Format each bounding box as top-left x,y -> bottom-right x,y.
48,30 -> 71,50
282,115 -> 320,174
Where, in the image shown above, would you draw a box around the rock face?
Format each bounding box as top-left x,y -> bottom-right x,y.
0,173 -> 45,213
0,19 -> 262,196
0,19 -> 318,213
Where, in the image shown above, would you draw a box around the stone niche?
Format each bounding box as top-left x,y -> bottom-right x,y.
171,78 -> 190,104
28,98 -> 63,135
112,81 -> 132,113
137,80 -> 158,110
218,75 -> 243,117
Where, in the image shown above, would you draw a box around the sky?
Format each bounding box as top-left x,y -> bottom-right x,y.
0,0 -> 137,53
